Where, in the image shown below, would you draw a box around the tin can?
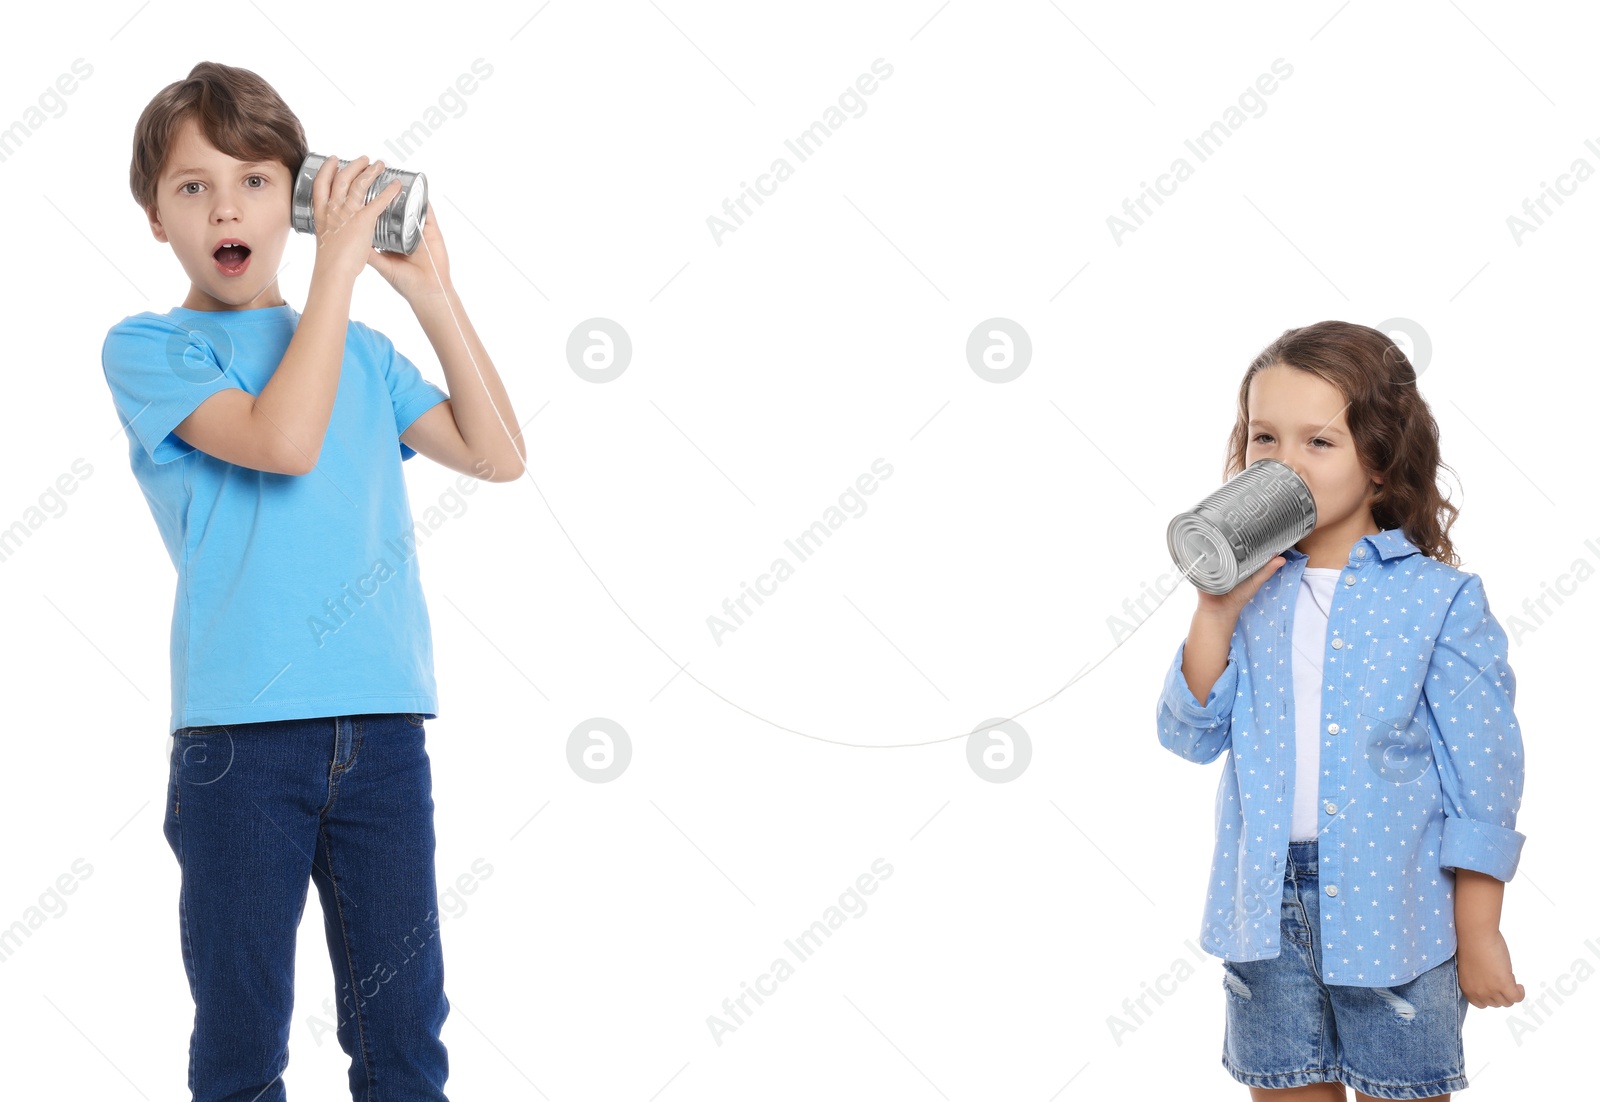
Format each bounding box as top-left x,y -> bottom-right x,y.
291,153 -> 429,255
1167,458 -> 1317,594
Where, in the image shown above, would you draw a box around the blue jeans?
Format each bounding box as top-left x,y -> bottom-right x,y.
1220,839 -> 1469,1099
163,713 -> 451,1101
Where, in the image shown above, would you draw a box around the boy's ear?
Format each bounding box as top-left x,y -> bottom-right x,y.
147,205 -> 170,244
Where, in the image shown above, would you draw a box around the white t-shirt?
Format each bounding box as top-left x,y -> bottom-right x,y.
1291,566 -> 1343,840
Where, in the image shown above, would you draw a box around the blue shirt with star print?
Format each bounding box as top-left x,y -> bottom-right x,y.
1156,527 -> 1527,986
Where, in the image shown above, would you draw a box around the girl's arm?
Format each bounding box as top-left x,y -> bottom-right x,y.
1456,869 -> 1525,1007
1156,612 -> 1243,765
1424,572 -> 1528,1007
1426,572 -> 1526,876
1157,556 -> 1283,765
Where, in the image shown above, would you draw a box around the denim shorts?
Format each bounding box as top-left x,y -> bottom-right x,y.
1220,839 -> 1470,1099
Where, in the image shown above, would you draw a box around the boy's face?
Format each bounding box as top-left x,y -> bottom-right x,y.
146,116 -> 293,312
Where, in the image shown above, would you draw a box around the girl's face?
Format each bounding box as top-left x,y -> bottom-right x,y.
1244,363 -> 1382,533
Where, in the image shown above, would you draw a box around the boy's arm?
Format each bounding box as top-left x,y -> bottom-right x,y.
174,159 -> 399,474
173,271 -> 354,475
399,286 -> 525,482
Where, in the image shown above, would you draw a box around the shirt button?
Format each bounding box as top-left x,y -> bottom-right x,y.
1331,638 -> 1344,649
1356,547 -> 1367,558
1343,574 -> 1356,586
1325,884 -> 1338,897
1324,801 -> 1337,814
1327,722 -> 1340,735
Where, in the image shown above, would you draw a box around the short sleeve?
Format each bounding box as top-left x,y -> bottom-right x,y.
101,313 -> 239,465
367,324 -> 448,462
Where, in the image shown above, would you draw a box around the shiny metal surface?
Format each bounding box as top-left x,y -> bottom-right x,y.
1167,458 -> 1317,594
291,152 -> 429,255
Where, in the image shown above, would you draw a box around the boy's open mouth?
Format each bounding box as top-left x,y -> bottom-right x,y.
213,239 -> 252,276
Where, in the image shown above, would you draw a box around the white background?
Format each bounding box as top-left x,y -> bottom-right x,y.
1,1 -> 1591,1098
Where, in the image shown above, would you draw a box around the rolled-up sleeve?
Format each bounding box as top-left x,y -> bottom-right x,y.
1156,632 -> 1241,765
1426,573 -> 1527,881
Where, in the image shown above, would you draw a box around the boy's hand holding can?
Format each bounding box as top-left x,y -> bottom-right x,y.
366,197 -> 450,305
306,153 -> 402,287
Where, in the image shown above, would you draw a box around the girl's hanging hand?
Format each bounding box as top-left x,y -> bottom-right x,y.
1456,927 -> 1525,1008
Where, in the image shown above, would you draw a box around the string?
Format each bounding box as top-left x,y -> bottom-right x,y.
412,218 -> 1213,750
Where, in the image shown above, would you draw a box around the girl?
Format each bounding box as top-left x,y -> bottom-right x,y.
1156,321 -> 1528,1100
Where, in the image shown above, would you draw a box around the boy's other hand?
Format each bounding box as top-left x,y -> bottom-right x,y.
367,198 -> 451,304
309,154 -> 402,287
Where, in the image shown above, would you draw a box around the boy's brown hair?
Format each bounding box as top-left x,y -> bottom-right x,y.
128,60 -> 307,222
1223,320 -> 1462,567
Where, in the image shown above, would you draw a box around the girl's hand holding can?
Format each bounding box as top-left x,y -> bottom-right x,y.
1194,554 -> 1285,625
1179,556 -> 1282,706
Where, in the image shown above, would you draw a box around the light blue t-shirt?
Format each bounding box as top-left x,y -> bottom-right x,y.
101,303 -> 449,734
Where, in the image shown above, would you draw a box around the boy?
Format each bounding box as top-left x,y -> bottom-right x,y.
101,61 -> 524,1101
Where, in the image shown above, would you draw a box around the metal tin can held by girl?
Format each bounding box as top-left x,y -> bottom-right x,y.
1167,458 -> 1317,594
291,153 -> 429,255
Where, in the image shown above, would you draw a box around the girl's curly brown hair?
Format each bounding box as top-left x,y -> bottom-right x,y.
1223,320 -> 1460,567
